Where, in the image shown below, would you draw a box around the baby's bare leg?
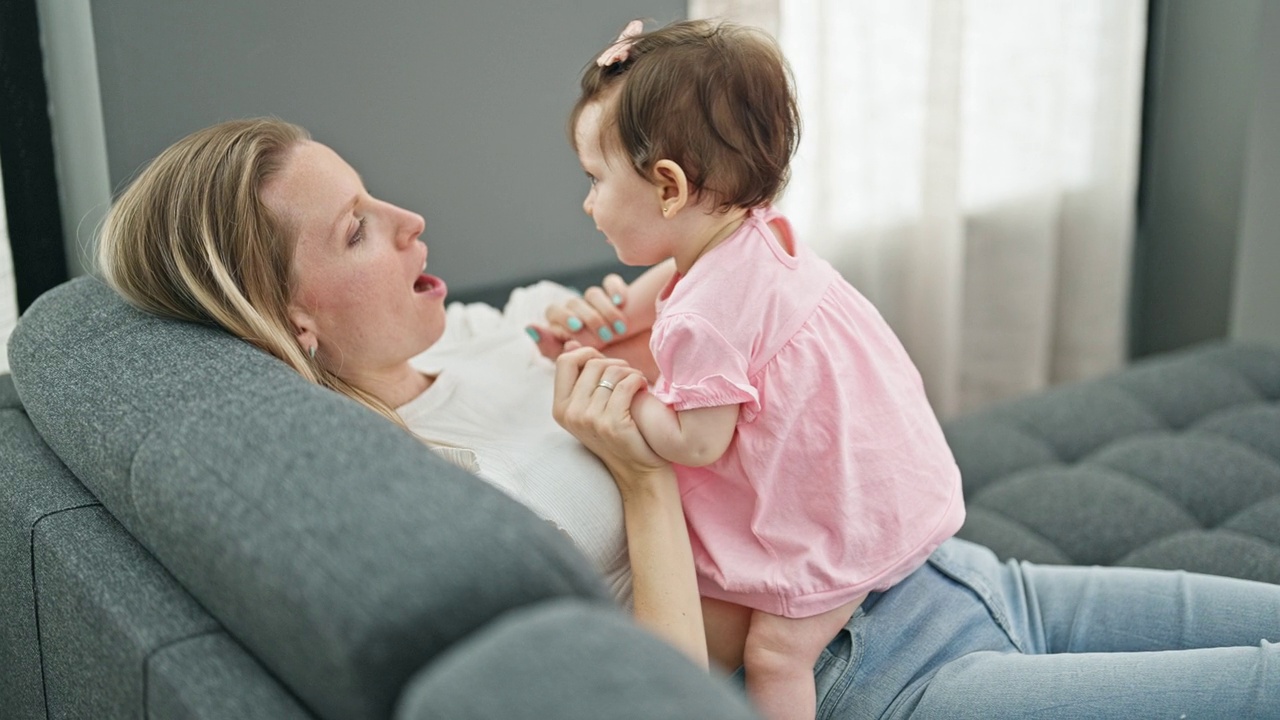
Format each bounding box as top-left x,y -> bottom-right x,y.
744,600 -> 860,720
701,596 -> 753,673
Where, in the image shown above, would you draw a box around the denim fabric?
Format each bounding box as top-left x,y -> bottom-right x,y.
735,538 -> 1280,719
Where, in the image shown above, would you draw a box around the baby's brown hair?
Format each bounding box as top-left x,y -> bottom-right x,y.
572,19 -> 800,212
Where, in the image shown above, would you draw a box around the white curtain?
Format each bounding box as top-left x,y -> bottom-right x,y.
0,156 -> 15,376
692,0 -> 1147,417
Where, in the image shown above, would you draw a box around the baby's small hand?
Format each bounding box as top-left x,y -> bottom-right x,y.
528,273 -> 631,360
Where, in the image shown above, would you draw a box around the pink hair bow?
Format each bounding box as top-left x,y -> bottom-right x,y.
596,19 -> 645,67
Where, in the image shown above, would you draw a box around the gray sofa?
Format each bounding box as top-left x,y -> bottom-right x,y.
3,274 -> 1278,719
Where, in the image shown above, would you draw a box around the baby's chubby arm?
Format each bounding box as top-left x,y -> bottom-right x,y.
630,392 -> 739,468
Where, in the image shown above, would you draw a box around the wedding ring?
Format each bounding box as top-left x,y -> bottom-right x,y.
597,379 -> 616,391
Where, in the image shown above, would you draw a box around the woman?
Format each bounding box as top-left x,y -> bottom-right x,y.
99,118 -> 1280,718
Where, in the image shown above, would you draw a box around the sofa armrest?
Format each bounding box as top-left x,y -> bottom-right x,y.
395,599 -> 761,720
10,277 -> 614,720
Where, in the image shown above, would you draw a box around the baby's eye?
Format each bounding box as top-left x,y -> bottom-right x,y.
585,173 -> 598,186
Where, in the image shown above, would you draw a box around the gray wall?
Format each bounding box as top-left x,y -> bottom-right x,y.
1130,0 -> 1263,357
84,0 -> 683,295
1229,0 -> 1280,346
50,2 -> 1280,345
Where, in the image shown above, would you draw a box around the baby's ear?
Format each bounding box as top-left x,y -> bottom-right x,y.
651,160 -> 690,218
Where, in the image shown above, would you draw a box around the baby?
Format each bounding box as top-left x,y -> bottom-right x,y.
540,19 -> 965,720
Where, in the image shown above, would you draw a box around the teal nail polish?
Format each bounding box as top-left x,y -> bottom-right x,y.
614,320 -> 627,335
567,316 -> 584,332
598,327 -> 614,342
525,326 -> 540,342
611,293 -> 623,306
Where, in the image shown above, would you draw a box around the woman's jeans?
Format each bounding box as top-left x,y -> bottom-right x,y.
735,538 -> 1280,719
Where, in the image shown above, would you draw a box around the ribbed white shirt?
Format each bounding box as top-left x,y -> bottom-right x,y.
398,282 -> 633,606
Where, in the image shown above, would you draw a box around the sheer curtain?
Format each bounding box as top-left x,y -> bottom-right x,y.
692,0 -> 1147,417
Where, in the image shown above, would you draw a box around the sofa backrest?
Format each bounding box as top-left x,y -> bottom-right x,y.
9,277 -> 611,720
943,340 -> 1280,579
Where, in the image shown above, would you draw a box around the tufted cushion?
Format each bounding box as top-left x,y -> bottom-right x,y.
946,342 -> 1280,583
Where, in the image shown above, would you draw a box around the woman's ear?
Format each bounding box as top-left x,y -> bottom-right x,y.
652,160 -> 689,218
288,305 -> 319,360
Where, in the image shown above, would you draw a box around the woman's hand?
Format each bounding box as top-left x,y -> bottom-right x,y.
552,345 -> 665,482
553,344 -> 708,668
529,273 -> 632,359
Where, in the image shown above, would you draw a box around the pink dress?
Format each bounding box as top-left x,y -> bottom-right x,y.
649,206 -> 965,618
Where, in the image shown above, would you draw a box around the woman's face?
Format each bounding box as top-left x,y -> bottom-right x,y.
264,141 -> 447,386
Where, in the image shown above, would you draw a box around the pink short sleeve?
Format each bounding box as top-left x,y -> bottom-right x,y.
650,313 -> 760,417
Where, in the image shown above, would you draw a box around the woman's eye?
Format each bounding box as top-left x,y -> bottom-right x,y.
348,217 -> 367,246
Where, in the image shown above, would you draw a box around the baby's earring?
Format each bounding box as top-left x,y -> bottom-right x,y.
308,344 -> 317,360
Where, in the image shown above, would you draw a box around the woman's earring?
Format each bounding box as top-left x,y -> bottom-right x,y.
308,345 -> 317,360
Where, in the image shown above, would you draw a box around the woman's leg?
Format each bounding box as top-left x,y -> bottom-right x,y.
910,642 -> 1279,719
906,560 -> 1280,718
1007,562 -> 1280,654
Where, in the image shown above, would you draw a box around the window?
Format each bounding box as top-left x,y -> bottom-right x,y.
0,161 -> 16,375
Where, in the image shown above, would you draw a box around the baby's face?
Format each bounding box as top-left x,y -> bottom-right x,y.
574,102 -> 673,267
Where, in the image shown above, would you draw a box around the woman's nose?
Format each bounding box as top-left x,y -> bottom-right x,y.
397,207 -> 426,247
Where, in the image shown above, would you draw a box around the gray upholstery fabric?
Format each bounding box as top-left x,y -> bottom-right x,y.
11,277 -> 612,720
395,600 -> 761,720
33,505 -> 221,718
0,372 -> 19,408
146,634 -> 311,720
0,391 -> 98,720
948,342 -> 1280,582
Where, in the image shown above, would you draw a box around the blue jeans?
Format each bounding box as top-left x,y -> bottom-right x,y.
735,538 -> 1280,718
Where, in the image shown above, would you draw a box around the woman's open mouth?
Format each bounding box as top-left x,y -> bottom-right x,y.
414,273 -> 447,297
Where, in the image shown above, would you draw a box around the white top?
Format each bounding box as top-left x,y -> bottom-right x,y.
397,281 -> 633,606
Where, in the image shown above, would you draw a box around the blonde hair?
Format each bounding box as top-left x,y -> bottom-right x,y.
572,19 -> 800,212
97,117 -> 407,427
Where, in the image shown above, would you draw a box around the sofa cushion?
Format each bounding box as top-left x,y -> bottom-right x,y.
948,342 -> 1280,583
0,386 -> 99,720
33,505 -> 223,718
10,277 -> 613,720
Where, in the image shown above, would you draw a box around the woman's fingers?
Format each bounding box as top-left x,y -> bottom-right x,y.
526,322 -> 569,360
595,371 -> 666,469
603,369 -> 646,414
544,278 -> 632,347
601,273 -> 628,308
553,353 -> 665,472
544,297 -> 600,348
587,363 -> 638,413
553,348 -> 626,422
553,346 -> 602,402
583,286 -> 628,341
